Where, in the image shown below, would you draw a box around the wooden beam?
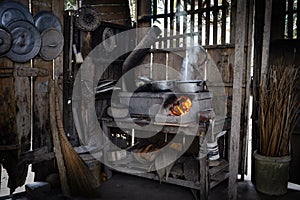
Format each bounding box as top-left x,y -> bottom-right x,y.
260,0 -> 272,86
20,147 -> 54,163
241,0 -> 255,182
228,0 -> 247,199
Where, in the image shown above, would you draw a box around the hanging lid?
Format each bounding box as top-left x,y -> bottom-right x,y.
39,28 -> 64,61
6,20 -> 41,63
0,1 -> 33,26
34,11 -> 62,33
0,26 -> 12,56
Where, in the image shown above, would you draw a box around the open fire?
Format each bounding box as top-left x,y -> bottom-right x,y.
170,96 -> 192,116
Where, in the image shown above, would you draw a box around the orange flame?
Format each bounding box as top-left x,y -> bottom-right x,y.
170,96 -> 192,116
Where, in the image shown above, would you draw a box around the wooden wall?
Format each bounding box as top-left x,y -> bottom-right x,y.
0,0 -> 64,190
82,0 -> 131,26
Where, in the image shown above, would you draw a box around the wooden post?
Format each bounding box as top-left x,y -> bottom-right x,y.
242,0 -> 255,182
199,130 -> 208,200
228,0 -> 247,199
260,0 -> 272,86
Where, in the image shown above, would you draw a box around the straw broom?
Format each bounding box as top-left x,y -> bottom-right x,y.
259,65 -> 299,157
54,86 -> 100,197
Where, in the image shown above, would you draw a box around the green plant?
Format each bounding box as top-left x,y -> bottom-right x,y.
259,65 -> 299,157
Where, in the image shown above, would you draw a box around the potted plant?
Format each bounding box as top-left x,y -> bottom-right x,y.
254,65 -> 299,195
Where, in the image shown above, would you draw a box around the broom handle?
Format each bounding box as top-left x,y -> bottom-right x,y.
49,79 -> 70,197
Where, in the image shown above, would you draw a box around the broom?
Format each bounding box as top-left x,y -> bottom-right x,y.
54,86 -> 100,197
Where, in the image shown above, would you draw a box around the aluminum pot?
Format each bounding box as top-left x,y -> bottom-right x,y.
151,80 -> 176,91
176,80 -> 207,93
137,77 -> 176,92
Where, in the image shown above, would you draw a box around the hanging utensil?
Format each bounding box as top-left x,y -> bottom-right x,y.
0,1 -> 33,26
33,11 -> 63,33
6,20 -> 41,63
73,5 -> 101,31
0,26 -> 12,56
39,28 -> 64,61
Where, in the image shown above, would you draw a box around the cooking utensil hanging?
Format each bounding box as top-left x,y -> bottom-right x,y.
0,26 -> 12,56
0,1 -> 33,26
39,28 -> 64,61
34,11 -> 63,33
74,5 -> 100,31
6,20 -> 41,63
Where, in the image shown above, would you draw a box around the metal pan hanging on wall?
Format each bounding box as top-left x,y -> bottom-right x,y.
39,28 -> 64,61
74,6 -> 101,31
6,20 -> 41,63
34,11 -> 62,33
0,26 -> 12,56
0,1 -> 33,26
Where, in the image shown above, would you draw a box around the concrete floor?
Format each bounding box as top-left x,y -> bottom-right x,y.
2,172 -> 300,199
77,172 -> 300,200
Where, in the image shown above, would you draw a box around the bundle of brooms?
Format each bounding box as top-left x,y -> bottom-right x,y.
259,65 -> 299,157
49,79 -> 100,197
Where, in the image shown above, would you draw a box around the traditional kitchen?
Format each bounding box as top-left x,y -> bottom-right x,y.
0,0 -> 299,200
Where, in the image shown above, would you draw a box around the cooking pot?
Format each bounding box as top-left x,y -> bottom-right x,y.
176,80 -> 207,93
137,76 -> 176,92
151,80 -> 176,91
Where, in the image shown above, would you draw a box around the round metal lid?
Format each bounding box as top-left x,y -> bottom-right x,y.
0,1 -> 33,27
6,20 -> 41,63
34,11 -> 62,33
0,26 -> 12,56
39,28 -> 64,61
74,6 -> 100,31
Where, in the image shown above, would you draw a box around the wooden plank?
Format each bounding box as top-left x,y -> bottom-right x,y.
31,0 -> 52,11
287,0 -> 294,39
169,0 -> 174,48
152,52 -> 166,80
31,0 -> 60,181
135,53 -> 151,80
210,172 -> 229,188
153,0 -> 157,21
20,146 -> 53,164
209,159 -> 229,176
213,0 -> 218,44
221,0 -> 227,44
164,0 -> 168,49
205,0 -> 211,45
183,0 -> 188,48
230,0 -> 237,43
198,0 -> 203,45
167,51 -> 184,80
260,0 -> 273,87
0,144 -> 20,151
176,0 -> 181,47
298,0 -> 300,39
241,0 -> 254,181
190,0 -> 195,46
83,0 -> 127,4
228,0 -> 247,199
